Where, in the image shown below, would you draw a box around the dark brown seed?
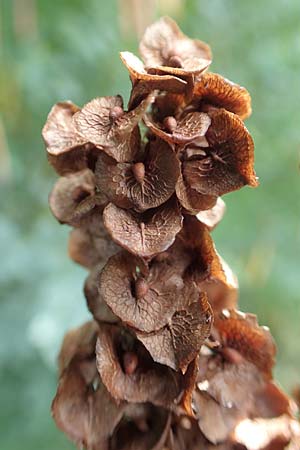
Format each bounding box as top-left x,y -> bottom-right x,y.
123,351 -> 138,375
163,116 -> 177,133
131,162 -> 145,183
168,55 -> 183,68
135,278 -> 149,299
135,418 -> 149,432
71,185 -> 92,203
109,106 -> 124,121
180,416 -> 192,430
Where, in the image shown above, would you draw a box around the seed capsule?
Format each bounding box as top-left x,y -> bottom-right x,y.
163,116 -> 177,133
123,351 -> 138,375
71,186 -> 91,203
168,55 -> 182,68
132,162 -> 145,183
109,106 -> 124,121
135,278 -> 149,299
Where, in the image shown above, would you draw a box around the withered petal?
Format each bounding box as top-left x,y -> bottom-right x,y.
96,324 -> 183,408
183,108 -> 258,197
139,17 -> 212,76
95,138 -> 180,211
99,251 -> 183,333
136,288 -> 212,372
194,72 -> 252,120
144,111 -> 211,145
103,198 -> 183,258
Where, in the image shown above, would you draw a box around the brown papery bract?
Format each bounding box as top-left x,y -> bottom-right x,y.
68,224 -> 118,270
95,138 -> 180,212
139,17 -> 212,77
95,324 -> 190,410
213,309 -> 276,378
74,94 -> 153,162
52,322 -> 126,450
120,51 -> 188,94
49,169 -> 101,227
103,197 -> 183,258
98,251 -> 183,333
136,287 -> 212,372
144,111 -> 211,145
182,108 -> 258,198
193,72 -> 252,120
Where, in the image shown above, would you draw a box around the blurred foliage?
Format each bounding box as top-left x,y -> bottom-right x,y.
0,0 -> 299,449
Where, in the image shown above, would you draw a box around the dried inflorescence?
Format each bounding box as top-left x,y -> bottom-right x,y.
43,17 -> 299,450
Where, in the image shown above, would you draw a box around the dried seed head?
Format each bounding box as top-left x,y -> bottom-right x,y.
132,162 -> 145,184
123,351 -> 138,375
109,106 -> 124,121
44,15 -> 300,450
135,278 -> 149,299
163,116 -> 177,133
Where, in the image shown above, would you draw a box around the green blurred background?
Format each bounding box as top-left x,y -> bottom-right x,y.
0,0 -> 299,448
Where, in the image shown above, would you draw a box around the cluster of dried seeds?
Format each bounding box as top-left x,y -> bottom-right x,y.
42,16 -> 300,450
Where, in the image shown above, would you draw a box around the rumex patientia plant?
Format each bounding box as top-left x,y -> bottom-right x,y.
42,16 -> 300,450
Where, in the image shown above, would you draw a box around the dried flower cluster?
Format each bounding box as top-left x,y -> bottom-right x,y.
43,17 -> 299,450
